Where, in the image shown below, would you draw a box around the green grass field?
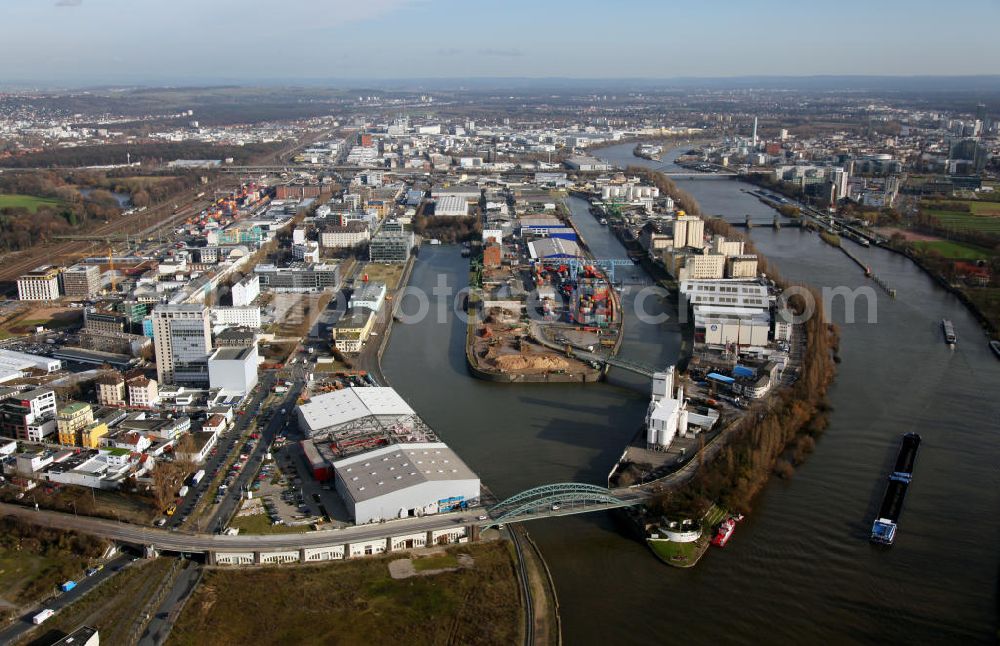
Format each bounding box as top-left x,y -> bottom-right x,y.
229,514 -> 312,535
911,240 -> 993,260
0,194 -> 63,212
923,200 -> 1000,234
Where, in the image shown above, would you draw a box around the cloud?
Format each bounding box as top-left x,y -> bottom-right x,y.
55,0 -> 82,6
477,48 -> 522,58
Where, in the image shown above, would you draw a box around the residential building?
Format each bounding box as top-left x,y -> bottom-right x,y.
127,376 -> 159,407
17,265 -> 61,301
57,402 -> 95,446
96,373 -> 126,406
320,221 -> 370,248
231,274 -> 260,307
152,304 -> 212,385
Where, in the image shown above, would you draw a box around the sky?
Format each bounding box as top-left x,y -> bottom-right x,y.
3,0 -> 1000,84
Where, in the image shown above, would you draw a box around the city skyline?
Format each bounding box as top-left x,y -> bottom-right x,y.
4,0 -> 1000,83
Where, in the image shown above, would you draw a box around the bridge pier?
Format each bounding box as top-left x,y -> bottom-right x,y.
254,551 -> 262,565
144,545 -> 158,560
206,551 -> 216,566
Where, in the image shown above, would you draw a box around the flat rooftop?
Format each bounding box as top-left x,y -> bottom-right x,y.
299,387 -> 414,433
333,442 -> 479,504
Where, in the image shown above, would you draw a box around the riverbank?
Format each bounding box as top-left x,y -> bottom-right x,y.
592,156 -> 839,550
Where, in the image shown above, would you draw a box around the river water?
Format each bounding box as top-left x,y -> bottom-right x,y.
382,142 -> 1000,644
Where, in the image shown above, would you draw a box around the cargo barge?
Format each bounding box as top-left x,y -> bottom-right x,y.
941,319 -> 956,346
870,432 -> 921,545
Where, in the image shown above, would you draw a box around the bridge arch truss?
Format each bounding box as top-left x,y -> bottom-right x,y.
488,483 -> 631,523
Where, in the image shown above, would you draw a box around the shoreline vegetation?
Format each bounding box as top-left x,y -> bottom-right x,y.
620,163 -> 839,562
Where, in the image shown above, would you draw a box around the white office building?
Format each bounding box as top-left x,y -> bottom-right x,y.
17,266 -> 61,302
208,346 -> 259,395
211,306 -> 262,329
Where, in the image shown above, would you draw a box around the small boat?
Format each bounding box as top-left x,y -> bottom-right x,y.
941,319 -> 956,346
599,218 -> 608,225
990,340 -> 1000,359
711,516 -> 740,547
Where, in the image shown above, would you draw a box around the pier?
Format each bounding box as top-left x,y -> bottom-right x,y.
838,244 -> 897,298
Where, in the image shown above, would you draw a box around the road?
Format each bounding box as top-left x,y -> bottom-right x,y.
0,553 -> 132,645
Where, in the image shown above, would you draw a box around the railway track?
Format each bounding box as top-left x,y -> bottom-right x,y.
509,527 -> 535,646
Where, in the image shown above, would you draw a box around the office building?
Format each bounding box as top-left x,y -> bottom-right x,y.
348,282 -> 387,313
62,264 -> 102,299
17,266 -> 61,301
254,263 -> 341,293
208,346 -> 259,395
152,304 -> 212,385
369,222 -> 414,263
211,306 -> 262,329
0,388 -> 57,442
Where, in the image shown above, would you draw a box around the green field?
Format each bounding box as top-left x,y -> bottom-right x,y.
228,513 -> 312,535
167,541 -> 519,646
924,200 -> 1000,234
911,240 -> 993,260
0,194 -> 63,212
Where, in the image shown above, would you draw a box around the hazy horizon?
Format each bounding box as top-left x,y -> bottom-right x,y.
4,0 -> 1000,84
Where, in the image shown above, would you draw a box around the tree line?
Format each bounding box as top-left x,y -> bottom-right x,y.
0,141 -> 281,169
0,171 -> 123,251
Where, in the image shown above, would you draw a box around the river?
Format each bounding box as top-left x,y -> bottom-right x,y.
381,142 -> 1000,644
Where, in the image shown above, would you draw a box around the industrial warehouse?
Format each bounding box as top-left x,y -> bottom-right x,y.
296,387 -> 481,524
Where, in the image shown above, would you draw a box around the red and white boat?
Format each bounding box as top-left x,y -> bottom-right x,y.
712,515 -> 743,547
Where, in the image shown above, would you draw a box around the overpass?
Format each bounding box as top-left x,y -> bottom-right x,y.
1,482 -> 649,565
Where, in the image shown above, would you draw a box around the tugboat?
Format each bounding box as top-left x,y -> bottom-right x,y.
711,514 -> 743,547
941,319 -> 956,346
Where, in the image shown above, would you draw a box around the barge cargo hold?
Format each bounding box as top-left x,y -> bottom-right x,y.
870,432 -> 921,545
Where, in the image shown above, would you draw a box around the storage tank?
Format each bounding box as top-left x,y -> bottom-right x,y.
646,423 -> 658,446
657,426 -> 675,448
